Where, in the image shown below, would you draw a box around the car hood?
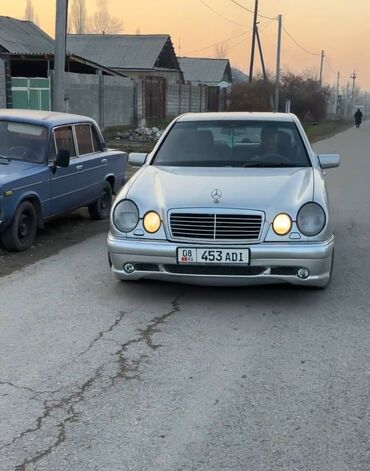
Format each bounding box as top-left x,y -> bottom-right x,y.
127,166 -> 314,221
0,159 -> 43,187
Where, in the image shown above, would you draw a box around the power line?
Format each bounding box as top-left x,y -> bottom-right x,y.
183,17 -> 270,56
230,0 -> 277,21
198,0 -> 245,27
183,30 -> 250,55
282,25 -> 321,56
325,56 -> 335,74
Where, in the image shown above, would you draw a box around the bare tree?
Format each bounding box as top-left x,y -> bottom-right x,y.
214,42 -> 228,59
24,0 -> 39,25
69,0 -> 88,34
87,0 -> 123,34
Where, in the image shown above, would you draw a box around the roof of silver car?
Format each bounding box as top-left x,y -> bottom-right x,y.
177,112 -> 295,122
0,109 -> 96,128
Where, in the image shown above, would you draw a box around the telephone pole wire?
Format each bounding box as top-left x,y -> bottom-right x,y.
274,14 -> 282,112
248,0 -> 259,83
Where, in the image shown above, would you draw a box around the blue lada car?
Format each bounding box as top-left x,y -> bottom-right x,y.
0,110 -> 127,251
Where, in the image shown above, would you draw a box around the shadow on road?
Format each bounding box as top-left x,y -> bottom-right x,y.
0,209 -> 109,277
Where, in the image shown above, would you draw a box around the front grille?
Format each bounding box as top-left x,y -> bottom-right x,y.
164,265 -> 265,276
169,212 -> 262,241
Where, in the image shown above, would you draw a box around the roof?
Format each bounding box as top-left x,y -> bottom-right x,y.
67,34 -> 180,70
1,51 -> 129,77
177,112 -> 295,122
178,57 -> 232,84
0,110 -> 96,128
231,67 -> 249,83
0,16 -> 54,54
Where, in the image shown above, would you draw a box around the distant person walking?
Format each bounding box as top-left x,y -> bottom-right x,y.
354,108 -> 363,128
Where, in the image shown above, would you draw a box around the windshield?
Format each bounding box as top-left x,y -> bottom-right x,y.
0,121 -> 48,163
153,120 -> 311,168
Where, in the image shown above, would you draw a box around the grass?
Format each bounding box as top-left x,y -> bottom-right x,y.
303,119 -> 353,143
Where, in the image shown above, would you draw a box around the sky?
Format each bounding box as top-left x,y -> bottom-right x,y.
1,0 -> 369,89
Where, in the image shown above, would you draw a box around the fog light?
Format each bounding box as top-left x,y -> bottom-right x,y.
297,268 -> 309,279
123,263 -> 135,274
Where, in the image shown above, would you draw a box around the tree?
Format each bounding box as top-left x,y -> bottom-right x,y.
69,0 -> 88,34
281,72 -> 330,121
230,71 -> 330,120
230,75 -> 274,112
24,0 -> 39,25
87,0 -> 123,34
214,42 -> 228,59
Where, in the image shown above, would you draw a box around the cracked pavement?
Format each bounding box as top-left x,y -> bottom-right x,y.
2,124 -> 370,470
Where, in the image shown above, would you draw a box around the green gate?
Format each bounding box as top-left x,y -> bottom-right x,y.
11,77 -> 50,111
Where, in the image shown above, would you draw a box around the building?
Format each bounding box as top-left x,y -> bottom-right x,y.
67,34 -> 183,122
0,16 -> 135,127
178,57 -> 232,111
0,18 -> 234,128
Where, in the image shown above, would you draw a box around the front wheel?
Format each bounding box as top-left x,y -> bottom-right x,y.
88,181 -> 113,220
1,200 -> 38,251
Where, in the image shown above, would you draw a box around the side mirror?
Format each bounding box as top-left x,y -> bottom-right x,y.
55,149 -> 70,168
317,154 -> 340,169
128,152 -> 148,167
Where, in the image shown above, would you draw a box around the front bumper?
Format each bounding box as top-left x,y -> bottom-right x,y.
107,234 -> 334,287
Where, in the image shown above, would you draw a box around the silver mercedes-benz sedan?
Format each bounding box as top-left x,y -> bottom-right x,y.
108,112 -> 340,288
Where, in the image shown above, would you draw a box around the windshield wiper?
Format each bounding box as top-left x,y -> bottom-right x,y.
243,162 -> 300,168
0,154 -> 9,163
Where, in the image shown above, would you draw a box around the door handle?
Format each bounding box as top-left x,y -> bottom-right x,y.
101,158 -> 107,164
76,165 -> 83,170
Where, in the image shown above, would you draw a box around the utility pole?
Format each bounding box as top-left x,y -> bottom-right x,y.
345,81 -> 350,117
248,0 -> 259,83
255,26 -> 267,81
350,72 -> 357,110
334,71 -> 340,115
319,50 -> 325,86
53,0 -> 69,111
274,14 -> 282,112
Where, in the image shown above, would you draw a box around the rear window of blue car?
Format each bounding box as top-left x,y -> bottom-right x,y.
153,120 -> 311,168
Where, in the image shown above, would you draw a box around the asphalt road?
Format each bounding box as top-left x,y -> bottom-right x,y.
1,122 -> 370,471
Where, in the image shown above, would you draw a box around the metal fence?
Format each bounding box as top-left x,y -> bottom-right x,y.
11,77 -> 51,111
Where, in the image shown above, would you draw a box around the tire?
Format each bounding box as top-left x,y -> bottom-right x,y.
88,181 -> 113,220
1,200 -> 37,251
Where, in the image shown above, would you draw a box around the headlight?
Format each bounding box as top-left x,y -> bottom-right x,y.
143,211 -> 161,233
273,213 -> 292,235
297,203 -> 326,236
113,200 -> 139,233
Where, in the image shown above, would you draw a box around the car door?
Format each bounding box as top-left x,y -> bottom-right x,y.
49,125 -> 87,215
73,123 -> 107,204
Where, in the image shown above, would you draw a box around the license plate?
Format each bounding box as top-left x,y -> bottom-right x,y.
177,248 -> 250,265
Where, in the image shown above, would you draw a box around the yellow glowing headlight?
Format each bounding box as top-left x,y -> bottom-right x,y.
143,211 -> 161,233
272,213 -> 292,235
